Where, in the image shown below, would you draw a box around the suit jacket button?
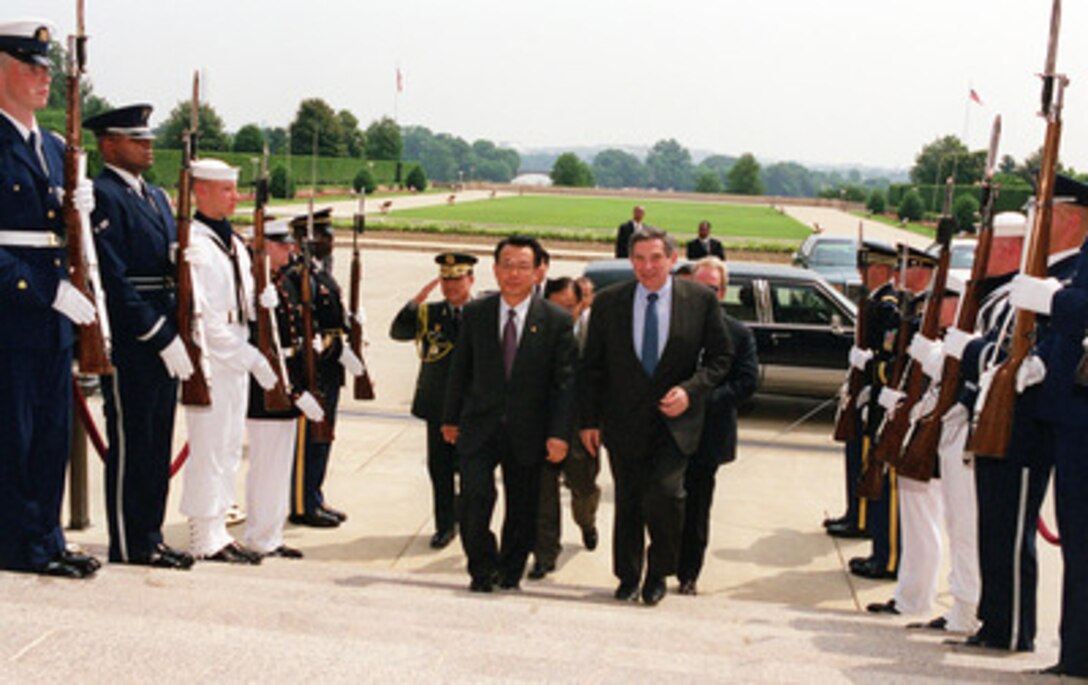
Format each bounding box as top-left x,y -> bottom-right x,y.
17,279 -> 28,290
54,258 -> 61,266
47,209 -> 56,219
12,184 -> 20,192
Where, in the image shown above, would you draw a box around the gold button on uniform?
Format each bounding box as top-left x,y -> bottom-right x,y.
47,210 -> 56,219
54,258 -> 61,267
12,184 -> 20,192
17,280 -> 28,290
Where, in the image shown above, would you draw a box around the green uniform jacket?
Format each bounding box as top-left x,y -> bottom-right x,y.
390,299 -> 461,422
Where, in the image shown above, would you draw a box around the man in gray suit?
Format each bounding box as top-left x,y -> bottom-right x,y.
580,226 -> 733,606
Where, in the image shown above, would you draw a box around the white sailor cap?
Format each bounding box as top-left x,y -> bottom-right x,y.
264,218 -> 293,242
192,158 -> 239,182
0,19 -> 56,67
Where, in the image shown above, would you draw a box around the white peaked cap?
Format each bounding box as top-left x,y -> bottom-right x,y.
192,158 -> 239,182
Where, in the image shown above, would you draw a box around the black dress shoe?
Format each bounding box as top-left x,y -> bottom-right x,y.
907,616 -> 947,631
429,529 -> 456,549
265,545 -> 304,559
581,526 -> 599,551
527,561 -> 554,580
641,577 -> 666,606
133,545 -> 194,570
677,579 -> 697,595
320,504 -> 348,522
614,581 -> 639,602
822,514 -> 848,529
469,575 -> 494,593
61,550 -> 101,575
1032,664 -> 1068,676
203,542 -> 262,565
850,557 -> 897,580
826,522 -> 869,539
866,599 -> 899,614
38,559 -> 86,579
288,510 -> 340,528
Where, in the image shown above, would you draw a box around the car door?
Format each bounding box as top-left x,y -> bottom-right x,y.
722,275 -> 767,389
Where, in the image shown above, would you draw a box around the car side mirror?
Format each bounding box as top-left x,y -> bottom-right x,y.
830,313 -> 845,335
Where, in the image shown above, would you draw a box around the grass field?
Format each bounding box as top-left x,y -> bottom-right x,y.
388,195 -> 809,242
853,211 -> 935,238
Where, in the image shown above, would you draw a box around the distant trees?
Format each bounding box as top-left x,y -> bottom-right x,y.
269,165 -> 295,199
364,116 -> 402,161
551,153 -> 594,187
405,165 -> 428,192
763,162 -> 818,197
46,40 -> 110,116
866,190 -> 886,214
232,124 -> 265,153
910,135 -> 985,185
694,168 -> 724,193
727,153 -> 765,195
592,149 -> 647,188
897,189 -> 925,221
646,139 -> 694,191
156,101 -> 231,151
952,194 -> 979,231
290,98 -> 347,156
353,167 -> 376,194
401,126 -> 519,183
339,110 -> 366,158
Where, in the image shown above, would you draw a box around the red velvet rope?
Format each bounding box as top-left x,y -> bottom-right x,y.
1038,517 -> 1061,546
72,378 -> 190,477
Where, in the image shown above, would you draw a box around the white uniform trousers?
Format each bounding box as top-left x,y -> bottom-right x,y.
937,404 -> 980,633
894,473 -> 943,616
181,359 -> 249,555
244,419 -> 297,554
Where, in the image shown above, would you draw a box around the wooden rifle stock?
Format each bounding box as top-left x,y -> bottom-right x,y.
300,244 -> 333,443
251,166 -> 292,411
857,437 -> 884,500
63,18 -> 112,375
349,204 -> 376,400
833,224 -> 867,442
175,132 -> 211,406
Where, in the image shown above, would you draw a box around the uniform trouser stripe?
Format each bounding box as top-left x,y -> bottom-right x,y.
294,418 -> 307,514
1010,467 -> 1030,652
887,468 -> 899,573
110,370 -> 129,562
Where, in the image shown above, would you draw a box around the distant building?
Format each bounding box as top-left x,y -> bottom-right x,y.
511,172 -> 553,187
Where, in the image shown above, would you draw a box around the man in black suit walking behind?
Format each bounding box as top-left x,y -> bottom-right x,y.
443,235 -> 576,592
581,226 -> 733,606
686,221 -> 726,260
614,205 -> 645,258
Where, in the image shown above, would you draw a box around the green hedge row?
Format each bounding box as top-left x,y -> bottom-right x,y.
887,183 -> 1031,215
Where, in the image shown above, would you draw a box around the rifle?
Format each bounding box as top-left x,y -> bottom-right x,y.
832,221 -> 867,442
873,181 -> 956,469
349,193 -> 376,400
301,132 -> 333,443
251,146 -> 292,411
63,0 -> 112,375
176,71 -> 211,406
901,116 -> 1002,477
971,0 -> 1066,458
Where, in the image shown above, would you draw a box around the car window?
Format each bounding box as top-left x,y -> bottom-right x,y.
951,245 -> 975,269
724,280 -> 758,322
809,241 -> 856,266
769,282 -> 837,325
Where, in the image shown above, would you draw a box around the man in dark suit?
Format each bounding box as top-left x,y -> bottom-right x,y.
686,221 -> 726,260
442,235 -> 575,592
614,205 -> 645,258
677,257 -> 759,595
581,226 -> 734,606
86,104 -> 195,569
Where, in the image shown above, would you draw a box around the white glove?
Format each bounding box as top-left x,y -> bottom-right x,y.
1016,354 -> 1046,393
907,334 -> 939,365
878,387 -> 904,415
249,353 -> 277,390
849,345 -> 873,371
1009,274 -> 1062,316
294,390 -> 325,422
312,334 -> 325,354
942,328 -> 977,361
258,284 -> 278,310
159,336 -> 194,380
920,344 -> 945,381
855,385 -> 871,409
354,306 -> 368,326
184,243 -> 210,268
52,280 -> 97,325
975,367 -> 995,416
61,180 -> 96,215
339,346 -> 365,377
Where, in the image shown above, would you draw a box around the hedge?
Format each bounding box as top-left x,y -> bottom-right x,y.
888,183 -> 1031,215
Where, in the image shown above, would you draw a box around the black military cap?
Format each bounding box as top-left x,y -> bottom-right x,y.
858,240 -> 897,268
435,251 -> 477,279
290,207 -> 334,237
83,104 -> 155,140
0,20 -> 54,67
1055,174 -> 1088,208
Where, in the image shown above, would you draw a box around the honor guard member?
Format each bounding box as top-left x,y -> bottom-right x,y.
85,104 -> 194,570
390,251 -> 476,548
180,158 -> 277,564
243,218 -> 323,558
0,19 -> 102,578
286,208 -> 366,528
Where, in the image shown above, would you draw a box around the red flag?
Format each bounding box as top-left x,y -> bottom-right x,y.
969,88 -> 983,105
396,68 -> 403,93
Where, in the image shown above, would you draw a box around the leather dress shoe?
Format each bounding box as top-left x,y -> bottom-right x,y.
866,598 -> 900,614
498,573 -> 521,591
614,581 -> 639,602
826,521 -> 869,539
1032,664 -> 1077,676
429,529 -> 456,549
265,545 -> 304,559
907,616 -> 947,631
581,526 -> 599,551
288,510 -> 340,528
641,576 -> 666,606
470,571 -> 499,593
849,557 -> 896,580
527,561 -> 555,580
822,514 -> 848,529
956,632 -> 1033,652
133,544 -> 194,570
38,559 -> 88,579
62,550 -> 101,575
203,542 -> 262,565
677,579 -> 698,596
320,504 -> 348,522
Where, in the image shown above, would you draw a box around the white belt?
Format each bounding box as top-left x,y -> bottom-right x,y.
0,230 -> 65,248
205,310 -> 247,325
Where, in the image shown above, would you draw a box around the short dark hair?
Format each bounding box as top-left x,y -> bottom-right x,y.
629,225 -> 677,257
494,234 -> 545,266
545,276 -> 582,302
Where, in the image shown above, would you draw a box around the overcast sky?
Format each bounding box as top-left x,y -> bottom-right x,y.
27,0 -> 1088,171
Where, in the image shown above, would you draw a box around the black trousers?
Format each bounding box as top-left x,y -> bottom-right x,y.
533,439 -> 600,566
101,348 -> 178,562
1052,422 -> 1088,675
678,455 -> 720,584
426,420 -> 460,535
459,427 -> 541,584
607,432 -> 688,585
841,420 -> 863,528
291,381 -> 341,515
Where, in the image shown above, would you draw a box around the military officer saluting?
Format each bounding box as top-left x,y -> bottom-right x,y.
85,104 -> 194,570
390,251 -> 476,549
0,19 -> 101,578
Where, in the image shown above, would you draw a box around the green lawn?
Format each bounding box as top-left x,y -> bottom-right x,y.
388,195 -> 809,242
854,211 -> 935,238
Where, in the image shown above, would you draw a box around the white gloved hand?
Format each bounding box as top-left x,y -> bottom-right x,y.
908,334 -> 938,364
52,280 -> 97,325
942,328 -> 977,361
73,180 -> 95,215
1009,274 -> 1062,316
855,385 -> 871,409
1016,355 -> 1047,393
184,243 -> 210,268
974,367 -> 996,416
159,336 -> 194,380
294,390 -> 325,422
259,284 -> 278,310
249,354 -> 278,390
878,387 -> 904,415
339,347 -> 365,377
920,344 -> 945,381
354,306 -> 368,326
849,345 -> 873,371
312,334 -> 325,354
